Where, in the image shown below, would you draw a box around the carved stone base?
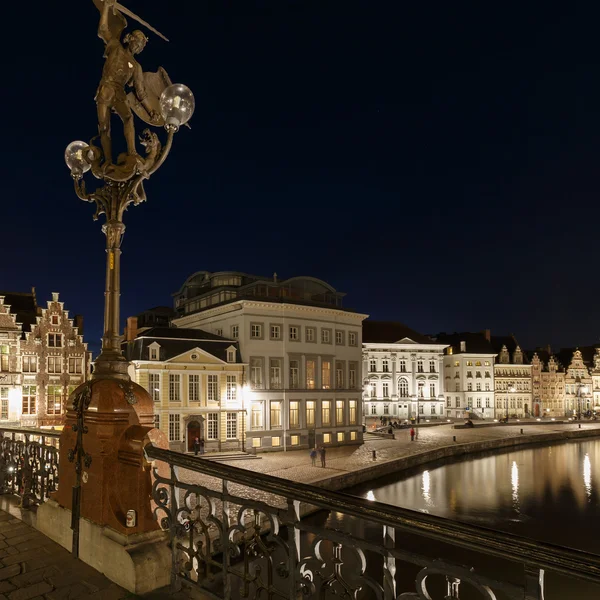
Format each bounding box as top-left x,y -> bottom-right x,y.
36,499 -> 171,594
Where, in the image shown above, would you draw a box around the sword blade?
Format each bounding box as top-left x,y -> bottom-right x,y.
114,2 -> 169,42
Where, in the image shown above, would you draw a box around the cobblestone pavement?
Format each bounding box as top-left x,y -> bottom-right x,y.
0,510 -> 133,600
194,420 -> 600,486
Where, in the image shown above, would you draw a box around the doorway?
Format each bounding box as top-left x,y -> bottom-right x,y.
187,420 -> 202,452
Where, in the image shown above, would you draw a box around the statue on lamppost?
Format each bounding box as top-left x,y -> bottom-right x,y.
65,0 -> 195,380
49,0 -> 195,572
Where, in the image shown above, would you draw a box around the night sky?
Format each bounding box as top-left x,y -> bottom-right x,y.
3,1 -> 600,355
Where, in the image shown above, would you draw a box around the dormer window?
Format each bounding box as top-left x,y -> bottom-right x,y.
51,315 -> 59,326
227,347 -> 236,363
148,342 -> 161,361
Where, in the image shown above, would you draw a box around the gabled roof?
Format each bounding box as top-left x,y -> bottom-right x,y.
557,346 -> 599,371
432,332 -> 495,355
363,321 -> 435,345
123,327 -> 244,363
490,335 -> 530,364
0,291 -> 38,335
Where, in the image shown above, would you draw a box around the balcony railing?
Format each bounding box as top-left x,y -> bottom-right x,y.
145,443 -> 600,599
0,427 -> 60,507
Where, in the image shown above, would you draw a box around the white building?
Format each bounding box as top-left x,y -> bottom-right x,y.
491,336 -> 532,419
172,272 -> 367,452
432,332 -> 497,420
362,321 -> 448,421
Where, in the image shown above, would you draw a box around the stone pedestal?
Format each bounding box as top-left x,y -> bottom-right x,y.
36,499 -> 171,594
38,378 -> 171,593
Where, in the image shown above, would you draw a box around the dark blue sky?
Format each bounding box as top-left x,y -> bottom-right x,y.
2,0 -> 600,354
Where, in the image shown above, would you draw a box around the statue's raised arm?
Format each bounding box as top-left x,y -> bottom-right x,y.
94,0 -> 127,46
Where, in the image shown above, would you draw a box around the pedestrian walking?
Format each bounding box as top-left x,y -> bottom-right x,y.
319,446 -> 326,468
199,438 -> 205,455
410,427 -> 415,442
193,437 -> 200,456
310,448 -> 317,466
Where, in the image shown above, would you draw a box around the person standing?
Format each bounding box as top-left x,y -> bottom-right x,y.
199,438 -> 205,455
310,448 -> 317,466
193,437 -> 200,456
319,446 -> 326,468
410,427 -> 415,442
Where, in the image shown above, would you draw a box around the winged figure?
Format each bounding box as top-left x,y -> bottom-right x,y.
93,0 -> 172,168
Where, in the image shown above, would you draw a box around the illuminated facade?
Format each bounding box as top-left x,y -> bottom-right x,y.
563,350 -> 594,417
0,290 -> 91,428
492,337 -> 533,419
432,332 -> 497,420
531,352 -> 565,417
172,272 -> 367,451
592,349 -> 600,412
362,322 -> 448,421
123,323 -> 246,453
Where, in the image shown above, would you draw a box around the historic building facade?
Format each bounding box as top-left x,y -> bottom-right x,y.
362,322 -> 447,421
563,349 -> 594,417
592,349 -> 600,413
491,336 -> 532,419
531,351 -> 565,417
172,271 -> 367,452
432,332 -> 497,420
123,322 -> 246,453
0,290 -> 91,428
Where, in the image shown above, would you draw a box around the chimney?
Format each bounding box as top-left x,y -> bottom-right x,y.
480,329 -> 491,342
126,316 -> 138,342
273,272 -> 278,283
460,341 -> 466,352
75,315 -> 84,336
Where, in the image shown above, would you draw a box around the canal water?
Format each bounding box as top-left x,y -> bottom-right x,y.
307,439 -> 600,599
348,438 -> 600,554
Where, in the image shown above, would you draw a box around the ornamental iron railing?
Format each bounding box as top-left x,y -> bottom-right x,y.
0,428 -> 60,507
145,443 -> 600,600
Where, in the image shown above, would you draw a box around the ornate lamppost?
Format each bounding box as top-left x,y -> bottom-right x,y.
43,0 -> 195,587
65,0 -> 194,380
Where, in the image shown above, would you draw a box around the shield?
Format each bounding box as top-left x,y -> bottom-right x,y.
127,66 -> 172,127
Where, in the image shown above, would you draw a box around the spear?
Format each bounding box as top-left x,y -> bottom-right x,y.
112,1 -> 169,42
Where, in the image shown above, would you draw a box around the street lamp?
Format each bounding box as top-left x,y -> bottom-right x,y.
65,22 -> 195,380
506,384 -> 516,422
575,377 -> 589,420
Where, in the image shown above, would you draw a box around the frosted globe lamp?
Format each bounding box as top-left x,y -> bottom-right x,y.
160,84 -> 195,131
65,141 -> 91,178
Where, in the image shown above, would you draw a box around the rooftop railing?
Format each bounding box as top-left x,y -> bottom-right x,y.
145,443 -> 600,599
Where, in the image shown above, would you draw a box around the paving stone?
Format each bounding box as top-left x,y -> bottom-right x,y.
7,581 -> 53,600
0,566 -> 20,582
0,583 -> 15,594
4,534 -> 41,549
2,528 -> 35,542
9,565 -> 59,588
45,583 -> 89,599
13,537 -> 55,553
2,548 -> 50,567
85,584 -> 131,600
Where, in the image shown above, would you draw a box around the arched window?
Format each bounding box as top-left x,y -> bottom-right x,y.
398,378 -> 409,398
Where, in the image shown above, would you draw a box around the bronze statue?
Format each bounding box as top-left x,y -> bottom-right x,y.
93,0 -> 172,171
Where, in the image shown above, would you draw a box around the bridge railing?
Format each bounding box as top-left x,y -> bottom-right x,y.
0,427 -> 61,507
145,443 -> 600,600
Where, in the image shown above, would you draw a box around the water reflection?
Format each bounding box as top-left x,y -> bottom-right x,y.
353,439 -> 600,552
584,454 -> 592,500
511,461 -> 519,512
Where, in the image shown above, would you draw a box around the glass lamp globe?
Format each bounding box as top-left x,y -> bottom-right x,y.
65,141 -> 91,177
159,84 -> 195,131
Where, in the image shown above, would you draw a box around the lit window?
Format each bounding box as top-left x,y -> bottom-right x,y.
291,435 -> 299,446
337,432 -> 344,442
271,436 -> 281,447
349,400 -> 357,424
46,385 -> 63,415
289,401 -> 299,428
149,373 -> 160,402
322,401 -> 331,425
306,401 -> 315,427
270,359 -> 282,389
250,358 -> 263,389
336,400 -> 344,424
270,401 -> 282,428
289,360 -> 299,389
323,433 -> 331,444
306,359 -> 316,389
207,413 -> 218,439
350,431 -> 357,441
226,375 -> 237,401
251,402 -> 264,429
322,361 -> 333,389
252,437 -> 261,448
